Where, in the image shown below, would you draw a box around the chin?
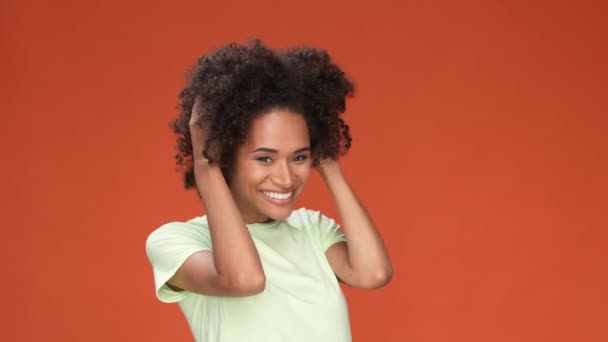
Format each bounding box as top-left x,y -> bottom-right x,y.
264,207 -> 294,221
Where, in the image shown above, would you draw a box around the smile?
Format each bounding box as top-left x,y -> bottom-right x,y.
261,191 -> 293,200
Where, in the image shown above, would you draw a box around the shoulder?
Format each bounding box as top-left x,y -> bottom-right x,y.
146,216 -> 210,249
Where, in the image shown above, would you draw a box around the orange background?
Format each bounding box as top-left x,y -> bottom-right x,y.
2,0 -> 607,341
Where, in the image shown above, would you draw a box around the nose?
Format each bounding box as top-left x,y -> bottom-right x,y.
270,161 -> 294,188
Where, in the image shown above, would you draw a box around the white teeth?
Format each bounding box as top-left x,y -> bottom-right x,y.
262,191 -> 293,200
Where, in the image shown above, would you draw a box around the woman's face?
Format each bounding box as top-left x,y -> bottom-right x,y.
229,108 -> 312,223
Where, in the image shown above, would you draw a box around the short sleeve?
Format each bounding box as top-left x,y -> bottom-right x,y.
145,219 -> 212,303
304,209 -> 347,251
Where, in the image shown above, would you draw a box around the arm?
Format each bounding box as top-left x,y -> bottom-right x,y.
319,160 -> 392,289
167,99 -> 265,297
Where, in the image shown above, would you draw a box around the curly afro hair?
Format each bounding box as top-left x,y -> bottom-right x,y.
172,39 -> 354,189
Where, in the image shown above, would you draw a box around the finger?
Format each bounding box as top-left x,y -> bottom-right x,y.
190,97 -> 203,125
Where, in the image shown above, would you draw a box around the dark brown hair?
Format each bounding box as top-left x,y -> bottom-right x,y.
172,39 -> 354,189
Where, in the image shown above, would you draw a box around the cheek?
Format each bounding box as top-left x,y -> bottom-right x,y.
295,164 -> 312,183
239,164 -> 269,188
230,165 -> 257,192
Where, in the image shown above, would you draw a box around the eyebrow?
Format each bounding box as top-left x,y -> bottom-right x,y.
251,147 -> 311,154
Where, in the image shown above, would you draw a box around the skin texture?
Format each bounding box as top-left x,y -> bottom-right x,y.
229,109 -> 312,223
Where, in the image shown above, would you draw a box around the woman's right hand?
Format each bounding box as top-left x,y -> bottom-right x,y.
168,101 -> 266,298
188,97 -> 208,164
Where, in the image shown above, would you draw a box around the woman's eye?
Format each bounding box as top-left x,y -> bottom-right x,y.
293,155 -> 309,162
257,156 -> 272,163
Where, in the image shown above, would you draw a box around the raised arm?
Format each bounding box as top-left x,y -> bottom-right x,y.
320,160 -> 392,289
167,99 -> 265,296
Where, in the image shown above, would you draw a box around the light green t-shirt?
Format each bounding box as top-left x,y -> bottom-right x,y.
145,208 -> 351,342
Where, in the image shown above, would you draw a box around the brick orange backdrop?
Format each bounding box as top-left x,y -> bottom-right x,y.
2,0 -> 607,341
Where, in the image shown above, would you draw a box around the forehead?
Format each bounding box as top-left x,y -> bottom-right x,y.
244,109 -> 310,149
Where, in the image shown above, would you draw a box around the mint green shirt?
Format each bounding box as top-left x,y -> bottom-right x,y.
146,208 -> 351,342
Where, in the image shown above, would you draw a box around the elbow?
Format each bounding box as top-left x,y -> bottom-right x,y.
232,272 -> 266,295
377,267 -> 393,287
360,267 -> 393,289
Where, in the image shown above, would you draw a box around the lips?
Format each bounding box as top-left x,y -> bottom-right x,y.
261,190 -> 293,200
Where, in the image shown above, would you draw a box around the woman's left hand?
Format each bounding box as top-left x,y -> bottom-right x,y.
316,158 -> 341,180
317,157 -> 393,289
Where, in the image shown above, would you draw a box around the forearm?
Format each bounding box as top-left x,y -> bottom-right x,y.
194,161 -> 265,287
320,162 -> 392,282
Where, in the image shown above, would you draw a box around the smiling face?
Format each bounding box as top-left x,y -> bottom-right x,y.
228,108 -> 312,223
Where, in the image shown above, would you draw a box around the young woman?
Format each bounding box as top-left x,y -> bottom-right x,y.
146,39 -> 392,342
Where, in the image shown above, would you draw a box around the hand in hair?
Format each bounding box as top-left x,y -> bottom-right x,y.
188,97 -> 208,165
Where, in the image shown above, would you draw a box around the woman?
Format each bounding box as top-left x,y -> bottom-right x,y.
146,39 -> 392,342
